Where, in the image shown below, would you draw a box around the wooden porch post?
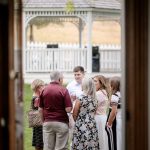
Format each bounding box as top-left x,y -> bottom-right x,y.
0,1 -> 10,149
125,0 -> 148,149
86,11 -> 93,73
0,0 -> 22,149
148,2 -> 150,149
14,0 -> 23,149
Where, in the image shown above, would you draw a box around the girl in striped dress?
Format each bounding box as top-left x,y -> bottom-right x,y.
105,76 -> 122,150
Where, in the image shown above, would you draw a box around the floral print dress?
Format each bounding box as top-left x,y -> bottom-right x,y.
71,95 -> 99,150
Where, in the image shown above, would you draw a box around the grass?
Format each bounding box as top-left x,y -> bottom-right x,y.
24,84 -> 34,150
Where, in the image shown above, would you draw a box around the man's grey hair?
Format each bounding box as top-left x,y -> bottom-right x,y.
50,71 -> 63,82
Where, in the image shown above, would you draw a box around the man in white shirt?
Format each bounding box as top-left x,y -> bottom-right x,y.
66,66 -> 85,146
66,66 -> 85,101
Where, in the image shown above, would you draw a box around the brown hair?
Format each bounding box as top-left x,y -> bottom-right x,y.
109,76 -> 120,94
94,75 -> 110,100
73,66 -> 85,73
31,79 -> 44,92
93,75 -> 107,90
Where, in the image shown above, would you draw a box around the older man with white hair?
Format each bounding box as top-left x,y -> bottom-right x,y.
39,71 -> 72,150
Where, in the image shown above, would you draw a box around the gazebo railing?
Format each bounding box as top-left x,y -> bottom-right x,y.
100,49 -> 121,72
24,47 -> 121,73
24,48 -> 87,72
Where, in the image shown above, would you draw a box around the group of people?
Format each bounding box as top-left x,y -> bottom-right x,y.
29,66 -> 122,150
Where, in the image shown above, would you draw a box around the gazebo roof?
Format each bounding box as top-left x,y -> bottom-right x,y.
23,0 -> 120,10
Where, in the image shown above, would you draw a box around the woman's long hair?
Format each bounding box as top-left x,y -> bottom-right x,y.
93,75 -> 110,100
93,75 -> 107,90
109,76 -> 120,95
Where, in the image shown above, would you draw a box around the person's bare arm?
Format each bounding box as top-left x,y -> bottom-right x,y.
73,100 -> 81,121
38,107 -> 44,122
107,105 -> 117,127
65,107 -> 72,113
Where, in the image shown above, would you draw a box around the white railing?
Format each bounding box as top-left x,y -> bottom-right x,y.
100,49 -> 121,72
27,42 -> 84,48
25,48 -> 87,72
27,42 -> 121,49
24,43 -> 121,73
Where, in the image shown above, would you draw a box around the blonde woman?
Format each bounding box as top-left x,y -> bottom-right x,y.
71,78 -> 99,150
93,75 -> 109,150
31,79 -> 45,150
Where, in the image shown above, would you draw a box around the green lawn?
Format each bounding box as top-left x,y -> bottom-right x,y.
24,84 -> 34,150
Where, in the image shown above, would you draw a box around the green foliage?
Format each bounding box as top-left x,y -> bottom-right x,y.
65,0 -> 75,13
29,17 -> 64,29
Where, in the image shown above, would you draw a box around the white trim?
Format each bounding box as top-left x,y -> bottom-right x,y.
24,10 -> 88,27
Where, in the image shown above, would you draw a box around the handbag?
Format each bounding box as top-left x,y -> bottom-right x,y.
27,109 -> 43,128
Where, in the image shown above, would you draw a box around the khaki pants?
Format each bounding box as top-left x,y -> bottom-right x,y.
43,121 -> 69,150
68,114 -> 75,148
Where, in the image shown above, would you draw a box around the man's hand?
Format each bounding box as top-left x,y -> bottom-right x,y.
106,122 -> 112,128
71,94 -> 76,101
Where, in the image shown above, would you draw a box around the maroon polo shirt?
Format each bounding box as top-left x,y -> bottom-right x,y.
39,81 -> 72,124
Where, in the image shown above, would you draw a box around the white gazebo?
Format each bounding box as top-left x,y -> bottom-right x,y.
22,0 -> 121,82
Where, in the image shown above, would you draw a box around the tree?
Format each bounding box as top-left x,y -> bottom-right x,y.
28,17 -> 64,42
65,0 -> 75,12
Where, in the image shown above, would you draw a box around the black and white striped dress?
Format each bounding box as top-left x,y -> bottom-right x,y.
31,96 -> 43,149
105,91 -> 121,150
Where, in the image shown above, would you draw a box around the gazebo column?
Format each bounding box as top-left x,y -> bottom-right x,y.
22,12 -> 27,78
86,11 -> 93,73
79,18 -> 83,48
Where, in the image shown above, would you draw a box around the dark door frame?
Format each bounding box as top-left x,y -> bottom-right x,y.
125,0 -> 148,149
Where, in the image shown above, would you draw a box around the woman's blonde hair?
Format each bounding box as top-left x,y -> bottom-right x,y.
82,77 -> 96,99
31,79 -> 44,92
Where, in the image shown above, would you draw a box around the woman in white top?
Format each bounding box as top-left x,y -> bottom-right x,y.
105,76 -> 121,150
93,75 -> 109,150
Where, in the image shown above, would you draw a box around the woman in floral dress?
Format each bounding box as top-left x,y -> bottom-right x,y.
71,78 -> 99,150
